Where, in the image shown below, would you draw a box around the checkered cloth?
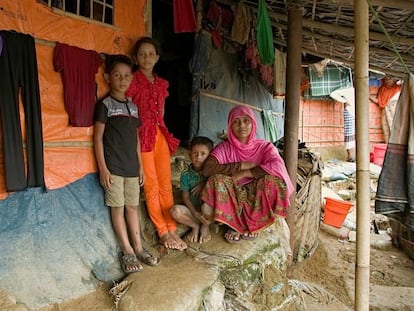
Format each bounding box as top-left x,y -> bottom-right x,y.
308,66 -> 352,97
344,108 -> 355,148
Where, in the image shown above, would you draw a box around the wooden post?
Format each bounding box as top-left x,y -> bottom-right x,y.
284,1 -> 302,267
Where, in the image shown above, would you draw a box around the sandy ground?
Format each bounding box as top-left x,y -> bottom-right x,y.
289,230 -> 414,310
32,227 -> 414,311
36,146 -> 414,310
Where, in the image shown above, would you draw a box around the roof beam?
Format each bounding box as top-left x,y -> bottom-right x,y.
267,11 -> 414,46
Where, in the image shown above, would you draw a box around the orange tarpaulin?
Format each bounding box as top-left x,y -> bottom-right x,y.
0,0 -> 146,199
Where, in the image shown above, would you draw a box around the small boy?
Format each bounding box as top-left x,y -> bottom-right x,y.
170,136 -> 214,243
94,54 -> 159,274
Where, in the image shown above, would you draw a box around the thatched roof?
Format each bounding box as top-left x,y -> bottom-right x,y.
218,0 -> 414,79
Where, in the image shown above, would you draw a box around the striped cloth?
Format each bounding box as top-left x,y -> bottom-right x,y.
308,66 -> 352,97
344,107 -> 355,149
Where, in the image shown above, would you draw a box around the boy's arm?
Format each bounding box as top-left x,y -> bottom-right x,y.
94,121 -> 112,189
136,134 -> 145,187
182,190 -> 208,224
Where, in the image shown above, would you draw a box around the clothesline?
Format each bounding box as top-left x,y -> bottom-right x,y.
34,36 -> 105,60
200,91 -> 284,117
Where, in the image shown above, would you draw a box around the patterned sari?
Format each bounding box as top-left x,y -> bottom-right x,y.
201,174 -> 290,234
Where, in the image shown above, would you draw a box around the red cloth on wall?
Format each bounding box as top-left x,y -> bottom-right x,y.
173,0 -> 197,33
53,43 -> 103,127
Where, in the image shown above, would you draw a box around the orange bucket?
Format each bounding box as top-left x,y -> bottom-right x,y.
323,197 -> 353,228
373,143 -> 387,166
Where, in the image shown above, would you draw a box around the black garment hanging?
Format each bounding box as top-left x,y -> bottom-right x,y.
0,30 -> 45,191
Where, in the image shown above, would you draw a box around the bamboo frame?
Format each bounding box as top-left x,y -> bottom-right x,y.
200,91 -> 284,117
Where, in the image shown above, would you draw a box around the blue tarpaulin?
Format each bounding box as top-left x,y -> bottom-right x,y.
0,173 -> 123,309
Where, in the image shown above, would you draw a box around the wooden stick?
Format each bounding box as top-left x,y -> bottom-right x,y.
200,91 -> 284,117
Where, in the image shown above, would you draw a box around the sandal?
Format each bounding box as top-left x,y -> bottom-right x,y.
136,249 -> 160,267
241,232 -> 259,240
224,229 -> 241,244
119,253 -> 143,274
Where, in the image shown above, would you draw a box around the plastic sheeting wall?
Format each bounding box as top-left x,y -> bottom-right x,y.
0,0 -> 146,199
190,32 -> 285,143
0,1 -> 146,308
0,174 -> 123,309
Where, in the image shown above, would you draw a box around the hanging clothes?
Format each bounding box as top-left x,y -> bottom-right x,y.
173,0 -> 197,33
0,30 -> 45,192
273,49 -> 286,96
230,3 -> 251,44
53,42 -> 103,127
375,73 -> 414,231
308,66 -> 353,97
256,0 -> 275,65
262,109 -> 279,143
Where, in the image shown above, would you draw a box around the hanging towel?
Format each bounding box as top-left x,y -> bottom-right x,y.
274,49 -> 286,96
256,0 -> 274,65
230,3 -> 251,44
262,109 -> 279,143
53,43 -> 103,127
173,0 -> 197,33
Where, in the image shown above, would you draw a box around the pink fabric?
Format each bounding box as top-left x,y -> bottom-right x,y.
173,0 -> 197,33
201,174 -> 290,233
211,105 -> 294,197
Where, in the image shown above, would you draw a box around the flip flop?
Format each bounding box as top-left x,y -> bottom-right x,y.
136,249 -> 160,267
241,232 -> 259,240
224,229 -> 241,244
119,253 -> 143,274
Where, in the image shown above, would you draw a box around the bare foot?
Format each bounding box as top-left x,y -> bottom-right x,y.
160,233 -> 180,250
185,226 -> 200,243
199,224 -> 211,243
169,231 -> 187,250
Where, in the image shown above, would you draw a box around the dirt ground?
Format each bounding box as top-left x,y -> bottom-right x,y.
289,230 -> 414,310
34,227 -> 414,311
34,147 -> 414,310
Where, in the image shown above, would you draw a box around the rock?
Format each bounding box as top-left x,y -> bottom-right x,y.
116,220 -> 299,310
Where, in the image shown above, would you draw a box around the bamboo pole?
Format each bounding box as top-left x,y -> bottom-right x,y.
200,91 -> 284,117
354,1 -> 371,310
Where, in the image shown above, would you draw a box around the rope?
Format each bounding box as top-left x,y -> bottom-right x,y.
367,0 -> 410,74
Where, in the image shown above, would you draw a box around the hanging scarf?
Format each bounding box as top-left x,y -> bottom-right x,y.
256,0 -> 275,65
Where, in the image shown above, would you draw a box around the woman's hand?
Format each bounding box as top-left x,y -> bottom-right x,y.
241,161 -> 257,170
232,169 -> 252,184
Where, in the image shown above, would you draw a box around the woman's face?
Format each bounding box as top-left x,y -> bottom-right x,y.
231,115 -> 252,144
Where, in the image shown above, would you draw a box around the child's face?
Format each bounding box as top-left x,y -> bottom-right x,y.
135,43 -> 159,71
189,144 -> 211,170
105,63 -> 132,94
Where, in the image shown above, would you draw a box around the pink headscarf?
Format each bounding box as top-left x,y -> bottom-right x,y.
211,105 -> 294,196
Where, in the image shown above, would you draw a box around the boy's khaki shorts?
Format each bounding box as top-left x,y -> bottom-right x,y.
105,175 -> 140,207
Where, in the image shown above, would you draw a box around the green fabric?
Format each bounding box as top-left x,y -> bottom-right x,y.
256,0 -> 275,65
262,109 -> 279,143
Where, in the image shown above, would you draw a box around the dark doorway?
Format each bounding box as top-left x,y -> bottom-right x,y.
152,0 -> 195,147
